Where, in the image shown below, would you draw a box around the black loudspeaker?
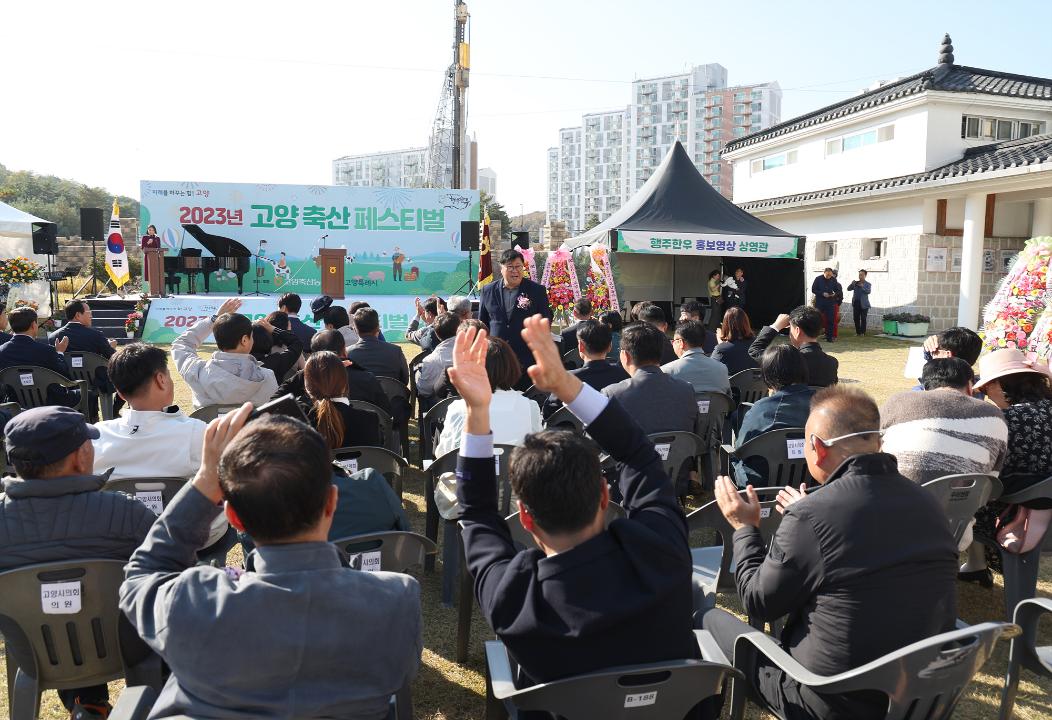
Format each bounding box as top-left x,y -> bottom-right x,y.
80,207 -> 105,242
31,222 -> 58,255
512,231 -> 530,249
460,220 -> 480,251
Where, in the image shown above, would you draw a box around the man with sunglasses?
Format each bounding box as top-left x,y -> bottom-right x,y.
698,385 -> 958,719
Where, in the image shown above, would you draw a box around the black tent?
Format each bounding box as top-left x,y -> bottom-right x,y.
565,141 -> 804,327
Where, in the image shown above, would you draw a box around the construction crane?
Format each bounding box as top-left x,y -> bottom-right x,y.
425,1 -> 469,189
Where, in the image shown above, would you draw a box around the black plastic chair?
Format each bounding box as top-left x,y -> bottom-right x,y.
188,404 -> 243,422
543,406 -> 584,433
561,347 -> 583,371
694,392 -> 733,490
102,477 -> 188,515
345,400 -> 395,450
648,430 -> 705,498
0,559 -> 163,720
331,531 -> 437,573
332,445 -> 409,499
921,473 -> 1002,547
66,351 -> 116,420
727,368 -> 766,437
999,597 -> 1052,720
377,377 -> 412,457
523,385 -> 548,409
420,396 -> 457,464
720,427 -> 810,487
0,366 -> 90,418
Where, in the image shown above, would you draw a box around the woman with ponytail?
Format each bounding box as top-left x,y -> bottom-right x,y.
304,351 -> 381,449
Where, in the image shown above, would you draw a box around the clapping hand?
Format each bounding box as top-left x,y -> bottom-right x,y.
714,476 -> 760,530
772,313 -> 792,332
192,402 -> 253,503
55,336 -> 69,353
447,325 -> 492,412
521,314 -> 582,403
776,483 -> 808,515
216,298 -> 242,316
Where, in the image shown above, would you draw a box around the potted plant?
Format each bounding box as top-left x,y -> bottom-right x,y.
881,312 -> 903,335
897,313 -> 931,338
125,312 -> 143,338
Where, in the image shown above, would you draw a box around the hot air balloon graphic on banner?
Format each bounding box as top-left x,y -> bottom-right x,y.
105,198 -> 130,287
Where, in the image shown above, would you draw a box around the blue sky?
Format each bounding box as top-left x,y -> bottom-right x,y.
2,0 -> 1050,216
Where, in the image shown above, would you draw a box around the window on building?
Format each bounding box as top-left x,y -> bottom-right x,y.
750,149 -> 797,174
961,115 -> 1044,140
711,106 -> 723,116
710,174 -> 721,185
734,92 -> 747,101
752,102 -> 762,112
751,125 -> 762,134
815,240 -> 837,261
733,115 -> 745,125
825,124 -> 894,156
733,104 -> 746,114
732,127 -> 745,137
862,238 -> 887,260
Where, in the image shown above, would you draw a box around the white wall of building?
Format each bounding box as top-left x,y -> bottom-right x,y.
924,95 -> 1052,170
478,167 -> 497,198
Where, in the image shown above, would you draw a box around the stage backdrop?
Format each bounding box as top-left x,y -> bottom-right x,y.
140,295 -> 418,345
140,181 -> 480,295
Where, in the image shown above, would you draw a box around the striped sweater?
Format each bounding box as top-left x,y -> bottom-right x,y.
880,388 -> 1008,484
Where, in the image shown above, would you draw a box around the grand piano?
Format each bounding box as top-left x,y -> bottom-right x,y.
164,224 -> 252,295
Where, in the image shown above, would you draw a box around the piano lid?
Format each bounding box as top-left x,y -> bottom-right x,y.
181,224 -> 251,258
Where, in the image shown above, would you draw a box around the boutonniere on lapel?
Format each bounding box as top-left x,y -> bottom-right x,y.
516,294 -> 532,311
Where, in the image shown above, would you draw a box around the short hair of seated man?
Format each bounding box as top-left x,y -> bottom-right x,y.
433,311 -> 462,342
804,385 -> 882,485
576,319 -> 612,358
619,322 -> 664,370
108,343 -> 172,404
311,328 -> 347,356
511,430 -> 608,551
921,356 -> 974,392
219,414 -> 337,544
213,312 -> 253,353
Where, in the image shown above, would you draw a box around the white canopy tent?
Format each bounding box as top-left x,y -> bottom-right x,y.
0,200 -> 51,262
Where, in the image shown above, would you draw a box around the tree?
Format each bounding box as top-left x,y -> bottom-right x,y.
585,213 -> 601,231
480,190 -> 512,241
0,163 -> 139,237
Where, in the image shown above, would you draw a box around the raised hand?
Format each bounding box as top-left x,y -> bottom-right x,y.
772,313 -> 792,332
776,483 -> 808,515
714,476 -> 760,530
521,314 -> 582,403
192,402 -> 253,503
256,318 -> 274,334
55,336 -> 70,353
217,298 -> 242,316
447,325 -> 492,412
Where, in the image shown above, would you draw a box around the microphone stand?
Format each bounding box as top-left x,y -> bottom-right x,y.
247,238 -> 268,296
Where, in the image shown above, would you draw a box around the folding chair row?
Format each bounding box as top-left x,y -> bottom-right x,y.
0,366 -> 91,419
332,445 -> 409,499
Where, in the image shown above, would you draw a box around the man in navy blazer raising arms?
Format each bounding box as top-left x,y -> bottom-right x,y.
478,249 -> 552,381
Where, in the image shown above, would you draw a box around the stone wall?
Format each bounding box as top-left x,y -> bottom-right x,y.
54,217 -> 141,278
806,231 -> 1026,332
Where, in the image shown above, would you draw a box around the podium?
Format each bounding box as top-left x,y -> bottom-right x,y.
316,248 -> 347,299
144,248 -> 166,297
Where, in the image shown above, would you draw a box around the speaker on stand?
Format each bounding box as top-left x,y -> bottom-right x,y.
77,208 -> 106,298
31,222 -> 60,314
512,231 -> 530,250
455,220 -> 481,295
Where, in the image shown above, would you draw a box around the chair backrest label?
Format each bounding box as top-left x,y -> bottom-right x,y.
760,507 -> 771,519
494,447 -> 505,475
348,550 -> 382,572
41,580 -> 82,614
19,373 -> 33,386
337,458 -> 359,473
697,399 -> 710,414
624,691 -> 657,708
71,356 -> 84,368
135,490 -> 165,516
786,439 -> 805,459
655,443 -> 671,460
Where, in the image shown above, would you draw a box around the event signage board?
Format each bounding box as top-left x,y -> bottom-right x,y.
140,181 -> 480,295
616,230 -> 798,259
140,295 -> 419,345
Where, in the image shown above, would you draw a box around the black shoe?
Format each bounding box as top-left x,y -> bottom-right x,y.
957,568 -> 993,588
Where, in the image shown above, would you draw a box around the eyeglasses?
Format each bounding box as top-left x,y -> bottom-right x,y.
504,265 -> 524,273
809,429 -> 883,450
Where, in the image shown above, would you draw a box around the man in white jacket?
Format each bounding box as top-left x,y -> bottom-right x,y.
172,298 -> 278,409
93,342 -> 231,554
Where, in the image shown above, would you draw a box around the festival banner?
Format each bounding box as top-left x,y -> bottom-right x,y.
140,181 -> 480,295
616,230 -> 798,259
140,295 -> 420,345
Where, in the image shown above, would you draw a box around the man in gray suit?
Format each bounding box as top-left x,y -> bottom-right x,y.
120,404 -> 422,719
603,323 -> 698,435
663,320 -> 731,398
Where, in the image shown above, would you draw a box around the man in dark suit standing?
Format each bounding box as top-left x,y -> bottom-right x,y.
559,298 -> 592,355
748,305 -> 839,387
478,249 -> 552,380
811,268 -> 840,343
0,307 -> 80,408
278,292 -> 316,350
543,320 -> 628,418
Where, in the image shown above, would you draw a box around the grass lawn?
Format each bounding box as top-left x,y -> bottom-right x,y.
2,333 -> 1050,719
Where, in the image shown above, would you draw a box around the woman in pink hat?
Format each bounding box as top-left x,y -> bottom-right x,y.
960,348 -> 1052,584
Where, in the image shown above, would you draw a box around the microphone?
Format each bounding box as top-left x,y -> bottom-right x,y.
321,234 -> 329,239
130,425 -> 139,435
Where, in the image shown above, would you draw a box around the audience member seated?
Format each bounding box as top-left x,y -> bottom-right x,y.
662,320 -> 731,397
416,311 -> 462,404
324,303 -> 360,348
447,294 -> 472,320
0,302 -> 11,345
916,326 -> 982,390
50,299 -> 118,419
732,345 -> 814,488
748,305 -> 839,387
250,317 -> 303,382
275,330 -> 391,415
119,406 -> 422,719
700,386 -> 958,720
305,351 -> 382,448
559,297 -> 592,354
173,298 -> 278,408
93,342 -> 232,552
346,307 -> 410,385
266,310 -> 305,372
2,406 -> 156,719
602,322 -> 698,435
278,292 -> 316,349
961,349 -> 1052,583
881,357 -> 1007,485
407,296 -> 441,353
0,306 -> 81,408
453,319 -> 708,708
678,301 -> 718,354
543,320 -> 628,418
637,304 -> 679,365
710,306 -> 759,375
349,301 -> 388,342
434,336 -> 541,457
599,310 -> 622,359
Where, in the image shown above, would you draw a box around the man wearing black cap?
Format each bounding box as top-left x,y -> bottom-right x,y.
0,405 -> 156,719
